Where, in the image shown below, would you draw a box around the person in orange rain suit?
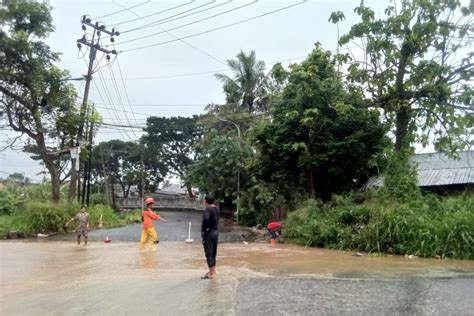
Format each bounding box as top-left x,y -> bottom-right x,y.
140,197 -> 167,251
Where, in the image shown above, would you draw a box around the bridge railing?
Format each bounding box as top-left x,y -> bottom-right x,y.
116,196 -> 204,210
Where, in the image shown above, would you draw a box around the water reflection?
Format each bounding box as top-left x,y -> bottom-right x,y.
138,251 -> 159,270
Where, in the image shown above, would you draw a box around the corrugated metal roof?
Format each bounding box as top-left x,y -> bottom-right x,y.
364,150 -> 474,189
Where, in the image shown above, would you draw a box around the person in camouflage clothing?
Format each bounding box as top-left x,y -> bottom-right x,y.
66,206 -> 90,245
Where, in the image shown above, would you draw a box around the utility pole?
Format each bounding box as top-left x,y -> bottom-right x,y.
76,15 -> 119,206
141,152 -> 144,210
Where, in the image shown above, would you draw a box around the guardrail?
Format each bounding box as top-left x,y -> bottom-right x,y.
116,196 -> 205,210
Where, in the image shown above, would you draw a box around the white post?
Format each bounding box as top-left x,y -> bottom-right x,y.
185,222 -> 194,243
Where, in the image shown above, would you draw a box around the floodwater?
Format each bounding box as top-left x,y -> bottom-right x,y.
1,241 -> 473,315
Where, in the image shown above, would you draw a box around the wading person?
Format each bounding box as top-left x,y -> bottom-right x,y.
140,197 -> 167,251
267,221 -> 283,245
66,206 -> 89,245
201,194 -> 220,279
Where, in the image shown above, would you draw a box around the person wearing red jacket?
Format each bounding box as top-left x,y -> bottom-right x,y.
267,221 -> 283,245
140,197 -> 167,251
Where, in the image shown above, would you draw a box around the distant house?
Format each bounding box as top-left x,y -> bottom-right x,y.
154,183 -> 189,198
364,150 -> 473,194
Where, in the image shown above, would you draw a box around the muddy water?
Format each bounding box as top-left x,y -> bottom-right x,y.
1,241 -> 473,315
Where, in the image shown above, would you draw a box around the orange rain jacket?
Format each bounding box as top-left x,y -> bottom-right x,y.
142,208 -> 161,229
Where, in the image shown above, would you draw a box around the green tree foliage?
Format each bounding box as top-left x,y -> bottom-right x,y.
186,127 -> 252,205
0,1 -> 80,201
6,172 -> 30,186
142,116 -> 201,196
331,0 -> 473,153
253,46 -> 387,201
90,140 -> 167,198
215,50 -> 268,112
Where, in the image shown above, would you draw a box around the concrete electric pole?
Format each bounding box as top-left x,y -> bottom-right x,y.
76,15 -> 119,205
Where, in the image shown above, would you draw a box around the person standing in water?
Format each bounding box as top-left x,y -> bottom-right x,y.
267,221 -> 283,245
201,194 -> 220,279
66,206 -> 89,245
140,197 -> 167,251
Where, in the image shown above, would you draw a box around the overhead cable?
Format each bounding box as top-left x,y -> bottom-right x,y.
93,0 -> 151,20
119,1 -> 308,53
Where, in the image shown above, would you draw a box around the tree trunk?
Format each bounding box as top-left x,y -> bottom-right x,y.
35,133 -> 61,201
186,184 -> 194,198
395,106 -> 411,152
305,167 -> 315,198
42,154 -> 61,201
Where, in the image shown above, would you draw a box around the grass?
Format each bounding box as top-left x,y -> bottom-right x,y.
0,202 -> 126,238
284,194 -> 474,260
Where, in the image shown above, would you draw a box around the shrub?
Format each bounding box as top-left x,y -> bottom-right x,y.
0,186 -> 27,215
0,201 -> 127,237
17,201 -> 78,234
285,193 -> 474,259
87,204 -> 125,228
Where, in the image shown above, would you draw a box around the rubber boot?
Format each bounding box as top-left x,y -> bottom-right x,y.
271,238 -> 276,246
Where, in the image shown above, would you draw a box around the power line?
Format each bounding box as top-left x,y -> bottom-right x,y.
99,112 -> 268,130
112,0 -> 227,66
93,58 -> 133,141
114,55 -> 142,128
93,0 -> 150,20
99,54 -> 313,81
96,103 -> 208,107
109,0 -> 196,27
114,0 -> 259,46
121,0 -> 235,34
105,57 -> 139,139
119,1 -> 308,53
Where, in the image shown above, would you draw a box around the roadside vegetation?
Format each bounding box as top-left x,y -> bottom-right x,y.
284,192 -> 474,260
0,183 -> 125,238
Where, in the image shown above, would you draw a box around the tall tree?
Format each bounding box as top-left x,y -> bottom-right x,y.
330,0 -> 473,153
215,50 -> 267,112
186,128 -> 251,205
90,140 -> 167,199
254,46 -> 387,200
142,116 -> 201,197
0,1 -> 79,201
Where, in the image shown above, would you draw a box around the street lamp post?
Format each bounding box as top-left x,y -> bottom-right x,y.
218,118 -> 241,223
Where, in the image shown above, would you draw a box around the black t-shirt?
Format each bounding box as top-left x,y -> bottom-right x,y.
202,205 -> 219,234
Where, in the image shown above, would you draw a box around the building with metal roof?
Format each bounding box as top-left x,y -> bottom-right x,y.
364,150 -> 473,192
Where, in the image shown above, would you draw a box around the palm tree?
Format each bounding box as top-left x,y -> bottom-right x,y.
215,50 -> 267,112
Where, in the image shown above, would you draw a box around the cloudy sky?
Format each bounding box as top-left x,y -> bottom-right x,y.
0,0 -> 447,182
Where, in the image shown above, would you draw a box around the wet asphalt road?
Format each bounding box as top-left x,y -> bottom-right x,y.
48,211 -> 251,243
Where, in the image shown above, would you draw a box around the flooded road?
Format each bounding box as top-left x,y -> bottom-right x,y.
1,241 -> 473,315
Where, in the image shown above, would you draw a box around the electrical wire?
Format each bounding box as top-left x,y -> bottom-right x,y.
119,1 -> 308,53
98,65 -> 136,141
105,57 -> 136,136
112,0 -> 227,66
114,54 -> 143,130
108,0 -> 195,27
83,55 -> 129,141
121,0 -> 235,34
93,0 -> 150,20
98,54 -> 313,81
114,0 -> 259,46
92,57 -> 134,140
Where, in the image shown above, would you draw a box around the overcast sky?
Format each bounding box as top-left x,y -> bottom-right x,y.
0,0 -> 453,182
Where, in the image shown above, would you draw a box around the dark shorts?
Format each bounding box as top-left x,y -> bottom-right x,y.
76,227 -> 88,237
203,230 -> 219,268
